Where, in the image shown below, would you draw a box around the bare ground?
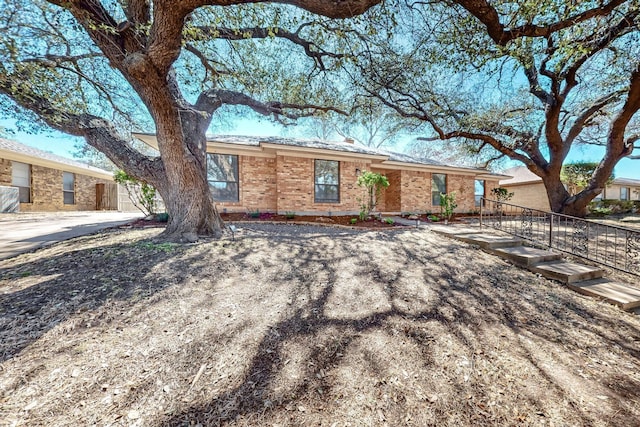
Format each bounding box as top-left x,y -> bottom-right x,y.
1,223 -> 640,426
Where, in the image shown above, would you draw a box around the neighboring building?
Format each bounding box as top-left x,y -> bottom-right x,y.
499,167 -> 552,211
0,138 -> 117,212
499,166 -> 640,211
135,133 -> 507,215
597,178 -> 640,201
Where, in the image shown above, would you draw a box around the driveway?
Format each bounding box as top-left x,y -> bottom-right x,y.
0,211 -> 143,261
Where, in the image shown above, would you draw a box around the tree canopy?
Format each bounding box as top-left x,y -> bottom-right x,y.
0,0 -> 383,239
355,0 -> 640,215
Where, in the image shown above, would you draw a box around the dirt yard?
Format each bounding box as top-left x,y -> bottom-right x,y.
1,223 -> 639,426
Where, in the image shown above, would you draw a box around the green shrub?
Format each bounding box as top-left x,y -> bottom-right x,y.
350,218 -> 358,225
598,199 -> 634,214
384,218 -> 394,225
356,171 -> 390,217
589,206 -> 613,217
440,192 -> 458,221
490,187 -> 514,202
114,170 -> 158,216
285,211 -> 296,219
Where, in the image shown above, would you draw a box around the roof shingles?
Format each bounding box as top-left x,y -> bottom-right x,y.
0,138 -> 111,175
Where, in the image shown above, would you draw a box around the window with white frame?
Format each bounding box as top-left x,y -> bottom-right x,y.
207,154 -> 239,202
314,160 -> 340,203
63,172 -> 75,204
11,161 -> 31,203
432,173 -> 447,206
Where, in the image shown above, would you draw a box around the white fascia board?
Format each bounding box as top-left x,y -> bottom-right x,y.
132,132 -> 159,150
372,160 -> 503,178
260,143 -> 389,162
206,142 -> 274,158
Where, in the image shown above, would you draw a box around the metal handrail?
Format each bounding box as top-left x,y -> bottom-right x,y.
479,197 -> 640,276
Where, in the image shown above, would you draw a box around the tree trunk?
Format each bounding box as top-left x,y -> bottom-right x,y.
542,174 -> 599,217
156,171 -> 225,242
151,121 -> 226,242
542,175 -> 575,214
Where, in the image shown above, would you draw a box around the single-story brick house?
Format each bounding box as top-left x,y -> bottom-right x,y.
500,166 -> 640,211
0,138 -> 117,213
135,133 -> 507,215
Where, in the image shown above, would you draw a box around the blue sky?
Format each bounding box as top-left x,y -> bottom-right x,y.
2,118 -> 639,179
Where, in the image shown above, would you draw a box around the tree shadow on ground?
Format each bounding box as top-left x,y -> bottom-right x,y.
157,224 -> 640,426
0,231 -> 205,363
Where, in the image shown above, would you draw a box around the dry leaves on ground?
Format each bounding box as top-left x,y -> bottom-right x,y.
1,223 -> 640,426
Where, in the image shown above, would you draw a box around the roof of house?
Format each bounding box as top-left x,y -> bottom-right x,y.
613,177 -> 640,187
499,165 -> 640,187
133,132 -> 509,179
0,138 -> 113,179
207,134 -> 447,166
499,166 -> 542,185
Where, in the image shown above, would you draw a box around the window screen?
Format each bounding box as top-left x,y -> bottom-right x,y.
314,160 -> 340,203
63,172 -> 75,204
207,154 -> 239,202
11,161 -> 31,203
432,174 -> 447,206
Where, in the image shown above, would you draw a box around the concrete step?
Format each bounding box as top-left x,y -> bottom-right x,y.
531,261 -> 604,284
493,246 -> 562,267
429,225 -> 483,235
569,279 -> 640,311
451,233 -> 525,250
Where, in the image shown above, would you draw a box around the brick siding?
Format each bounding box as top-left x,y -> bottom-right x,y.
214,155 -> 495,216
215,155 -> 278,212
0,159 -> 11,185
0,158 -> 112,212
501,182 -> 551,211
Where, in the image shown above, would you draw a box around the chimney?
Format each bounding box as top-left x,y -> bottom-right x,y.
344,137 -> 354,144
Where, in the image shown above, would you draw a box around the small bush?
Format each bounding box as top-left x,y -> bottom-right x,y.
350,218 -> 358,225
384,218 -> 394,225
595,199 -> 634,214
155,212 -> 169,222
285,211 -> 296,219
248,209 -> 260,218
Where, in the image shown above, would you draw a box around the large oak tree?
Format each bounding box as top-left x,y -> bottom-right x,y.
0,0 -> 381,240
359,0 -> 640,216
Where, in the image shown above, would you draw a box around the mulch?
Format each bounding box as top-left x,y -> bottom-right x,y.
124,212 -> 467,229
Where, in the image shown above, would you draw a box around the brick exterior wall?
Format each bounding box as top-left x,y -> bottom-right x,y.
0,158 -> 112,212
207,154 -> 499,216
0,159 -> 11,185
275,156 -> 369,214
215,155 -> 278,212
502,182 -> 551,211
398,170 -> 431,213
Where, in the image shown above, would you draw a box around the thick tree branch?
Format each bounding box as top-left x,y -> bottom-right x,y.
191,0 -> 382,18
45,0 -> 126,62
566,91 -> 625,145
124,0 -> 151,26
561,9 -> 639,99
194,89 -> 347,123
455,0 -> 628,45
0,66 -> 160,183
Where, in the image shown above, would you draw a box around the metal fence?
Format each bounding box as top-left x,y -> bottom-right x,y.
479,198 -> 640,276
